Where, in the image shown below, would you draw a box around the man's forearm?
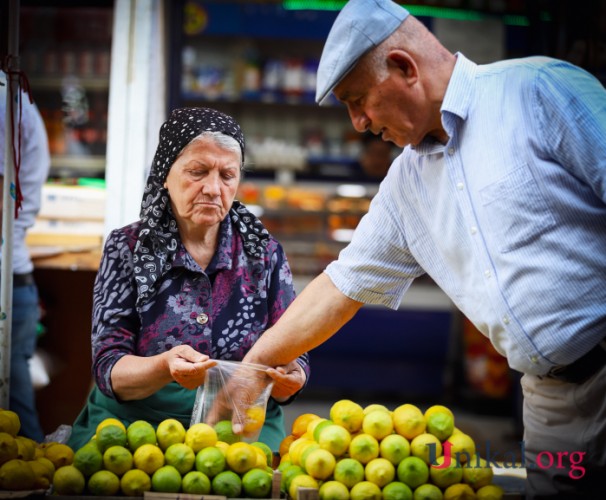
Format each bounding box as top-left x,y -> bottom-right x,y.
244,272 -> 363,367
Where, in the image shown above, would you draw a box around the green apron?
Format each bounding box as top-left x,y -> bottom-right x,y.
68,382 -> 285,452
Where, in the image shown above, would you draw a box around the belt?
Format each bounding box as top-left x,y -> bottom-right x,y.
547,338 -> 606,384
13,272 -> 35,287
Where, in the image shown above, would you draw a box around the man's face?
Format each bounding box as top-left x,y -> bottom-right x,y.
333,55 -> 432,148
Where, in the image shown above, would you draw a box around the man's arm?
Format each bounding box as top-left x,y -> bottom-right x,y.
243,272 -> 363,367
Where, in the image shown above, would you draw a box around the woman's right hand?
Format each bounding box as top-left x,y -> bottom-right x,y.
166,345 -> 217,390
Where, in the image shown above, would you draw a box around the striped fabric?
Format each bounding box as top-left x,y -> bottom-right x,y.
326,53 -> 606,376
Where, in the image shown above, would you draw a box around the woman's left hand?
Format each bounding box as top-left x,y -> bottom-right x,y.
266,361 -> 306,401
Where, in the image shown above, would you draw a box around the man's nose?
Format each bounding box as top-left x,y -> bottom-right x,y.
349,107 -> 370,133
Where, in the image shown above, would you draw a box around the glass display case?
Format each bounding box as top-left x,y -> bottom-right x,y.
19,3 -> 113,179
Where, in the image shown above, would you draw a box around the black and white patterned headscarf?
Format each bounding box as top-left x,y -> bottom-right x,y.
133,107 -> 269,306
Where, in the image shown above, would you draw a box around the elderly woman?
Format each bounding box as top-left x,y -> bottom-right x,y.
69,108 -> 309,451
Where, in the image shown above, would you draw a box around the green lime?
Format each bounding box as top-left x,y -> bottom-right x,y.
151,464 -> 182,493
242,468 -> 273,498
211,469 -> 242,497
182,470 -> 211,495
87,470 -> 120,496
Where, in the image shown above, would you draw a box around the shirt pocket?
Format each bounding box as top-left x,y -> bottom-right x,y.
479,164 -> 556,253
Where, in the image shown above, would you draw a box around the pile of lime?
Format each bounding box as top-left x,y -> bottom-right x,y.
64,417 -> 275,497
280,400 -> 506,500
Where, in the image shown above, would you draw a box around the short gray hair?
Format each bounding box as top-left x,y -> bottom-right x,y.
180,130 -> 243,168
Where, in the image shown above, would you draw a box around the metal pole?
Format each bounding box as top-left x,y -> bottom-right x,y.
0,0 -> 20,408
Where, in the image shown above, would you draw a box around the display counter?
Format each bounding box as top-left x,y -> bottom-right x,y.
32,247 -> 102,435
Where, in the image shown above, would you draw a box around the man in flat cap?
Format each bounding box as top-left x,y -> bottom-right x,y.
242,1 -> 606,497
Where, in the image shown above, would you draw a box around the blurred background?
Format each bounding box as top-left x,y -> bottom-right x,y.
1,0 -> 604,446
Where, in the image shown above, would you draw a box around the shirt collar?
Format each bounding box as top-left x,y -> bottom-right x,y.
441,52 -> 477,121
172,216 -> 234,273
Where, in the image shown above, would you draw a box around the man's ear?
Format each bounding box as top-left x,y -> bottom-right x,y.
386,49 -> 418,84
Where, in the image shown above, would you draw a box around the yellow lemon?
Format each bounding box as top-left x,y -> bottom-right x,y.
185,422 -> 217,453
306,417 -> 328,438
251,441 -> 273,468
317,424 -> 351,458
14,436 -> 36,461
292,413 -> 322,438
392,404 -> 426,440
330,400 -> 364,433
429,455 -> 464,489
289,436 -> 315,467
133,443 -> 164,475
349,433 -> 380,465
446,433 -> 476,465
164,442 -> 195,475
225,442 -> 257,474
212,469 -> 242,497
333,457 -> 365,489
304,448 -> 336,480
319,480 -> 350,500
0,410 -> 20,436
410,433 -> 442,464
96,417 -> 126,435
462,454 -> 494,489
44,443 -> 75,469
53,464 -> 86,495
349,480 -> 382,500
363,403 -> 391,415
215,440 -> 230,456
281,463 -> 304,493
299,442 -> 321,471
379,433 -> 410,466
242,468 -> 273,498
28,460 -> 52,490
87,469 -> 121,496
365,457 -> 395,488
288,473 -> 319,500
242,406 -> 266,437
0,432 -> 19,465
362,410 -> 394,440
476,484 -> 504,500
0,459 -> 35,490
313,419 -> 335,443
155,418 -> 186,451
444,483 -> 476,500
120,468 -> 151,496
35,456 -> 56,477
195,445 -> 226,478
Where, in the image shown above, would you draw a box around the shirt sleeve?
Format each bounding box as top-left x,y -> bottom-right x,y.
265,238 -> 311,405
91,227 -> 140,398
534,60 -> 606,203
325,165 -> 425,309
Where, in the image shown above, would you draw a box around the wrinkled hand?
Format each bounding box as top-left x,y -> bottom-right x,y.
167,345 -> 217,390
204,362 -> 274,435
267,361 -> 306,401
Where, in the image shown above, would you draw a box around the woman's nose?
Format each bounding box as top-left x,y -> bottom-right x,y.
202,172 -> 221,195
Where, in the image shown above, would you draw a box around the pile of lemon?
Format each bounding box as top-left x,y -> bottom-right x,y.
0,409 -> 74,492
279,400 -> 505,500
58,417 -> 274,497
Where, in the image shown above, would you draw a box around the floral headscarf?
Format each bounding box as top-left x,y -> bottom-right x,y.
133,107 -> 269,306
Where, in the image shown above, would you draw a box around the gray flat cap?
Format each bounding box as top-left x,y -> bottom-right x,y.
316,0 -> 409,105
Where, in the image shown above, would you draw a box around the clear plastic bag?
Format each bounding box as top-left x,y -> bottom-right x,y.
190,359 -> 274,442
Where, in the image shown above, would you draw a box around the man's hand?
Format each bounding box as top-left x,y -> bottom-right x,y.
267,361 -> 306,401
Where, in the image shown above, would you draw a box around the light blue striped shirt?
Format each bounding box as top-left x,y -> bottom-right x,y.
325,53 -> 606,375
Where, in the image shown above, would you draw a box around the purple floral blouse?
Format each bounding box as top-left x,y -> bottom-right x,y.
91,215 -> 310,399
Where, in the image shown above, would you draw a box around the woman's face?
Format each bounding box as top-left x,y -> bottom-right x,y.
165,136 -> 241,229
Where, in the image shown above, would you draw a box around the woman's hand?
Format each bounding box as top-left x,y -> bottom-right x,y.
166,345 -> 217,390
266,361 -> 306,401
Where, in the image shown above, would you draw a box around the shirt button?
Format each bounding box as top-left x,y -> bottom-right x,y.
470,226 -> 478,234
530,355 -> 538,364
196,313 -> 209,325
448,147 -> 455,155
502,315 -> 510,325
484,269 -> 491,278
456,182 -> 464,190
